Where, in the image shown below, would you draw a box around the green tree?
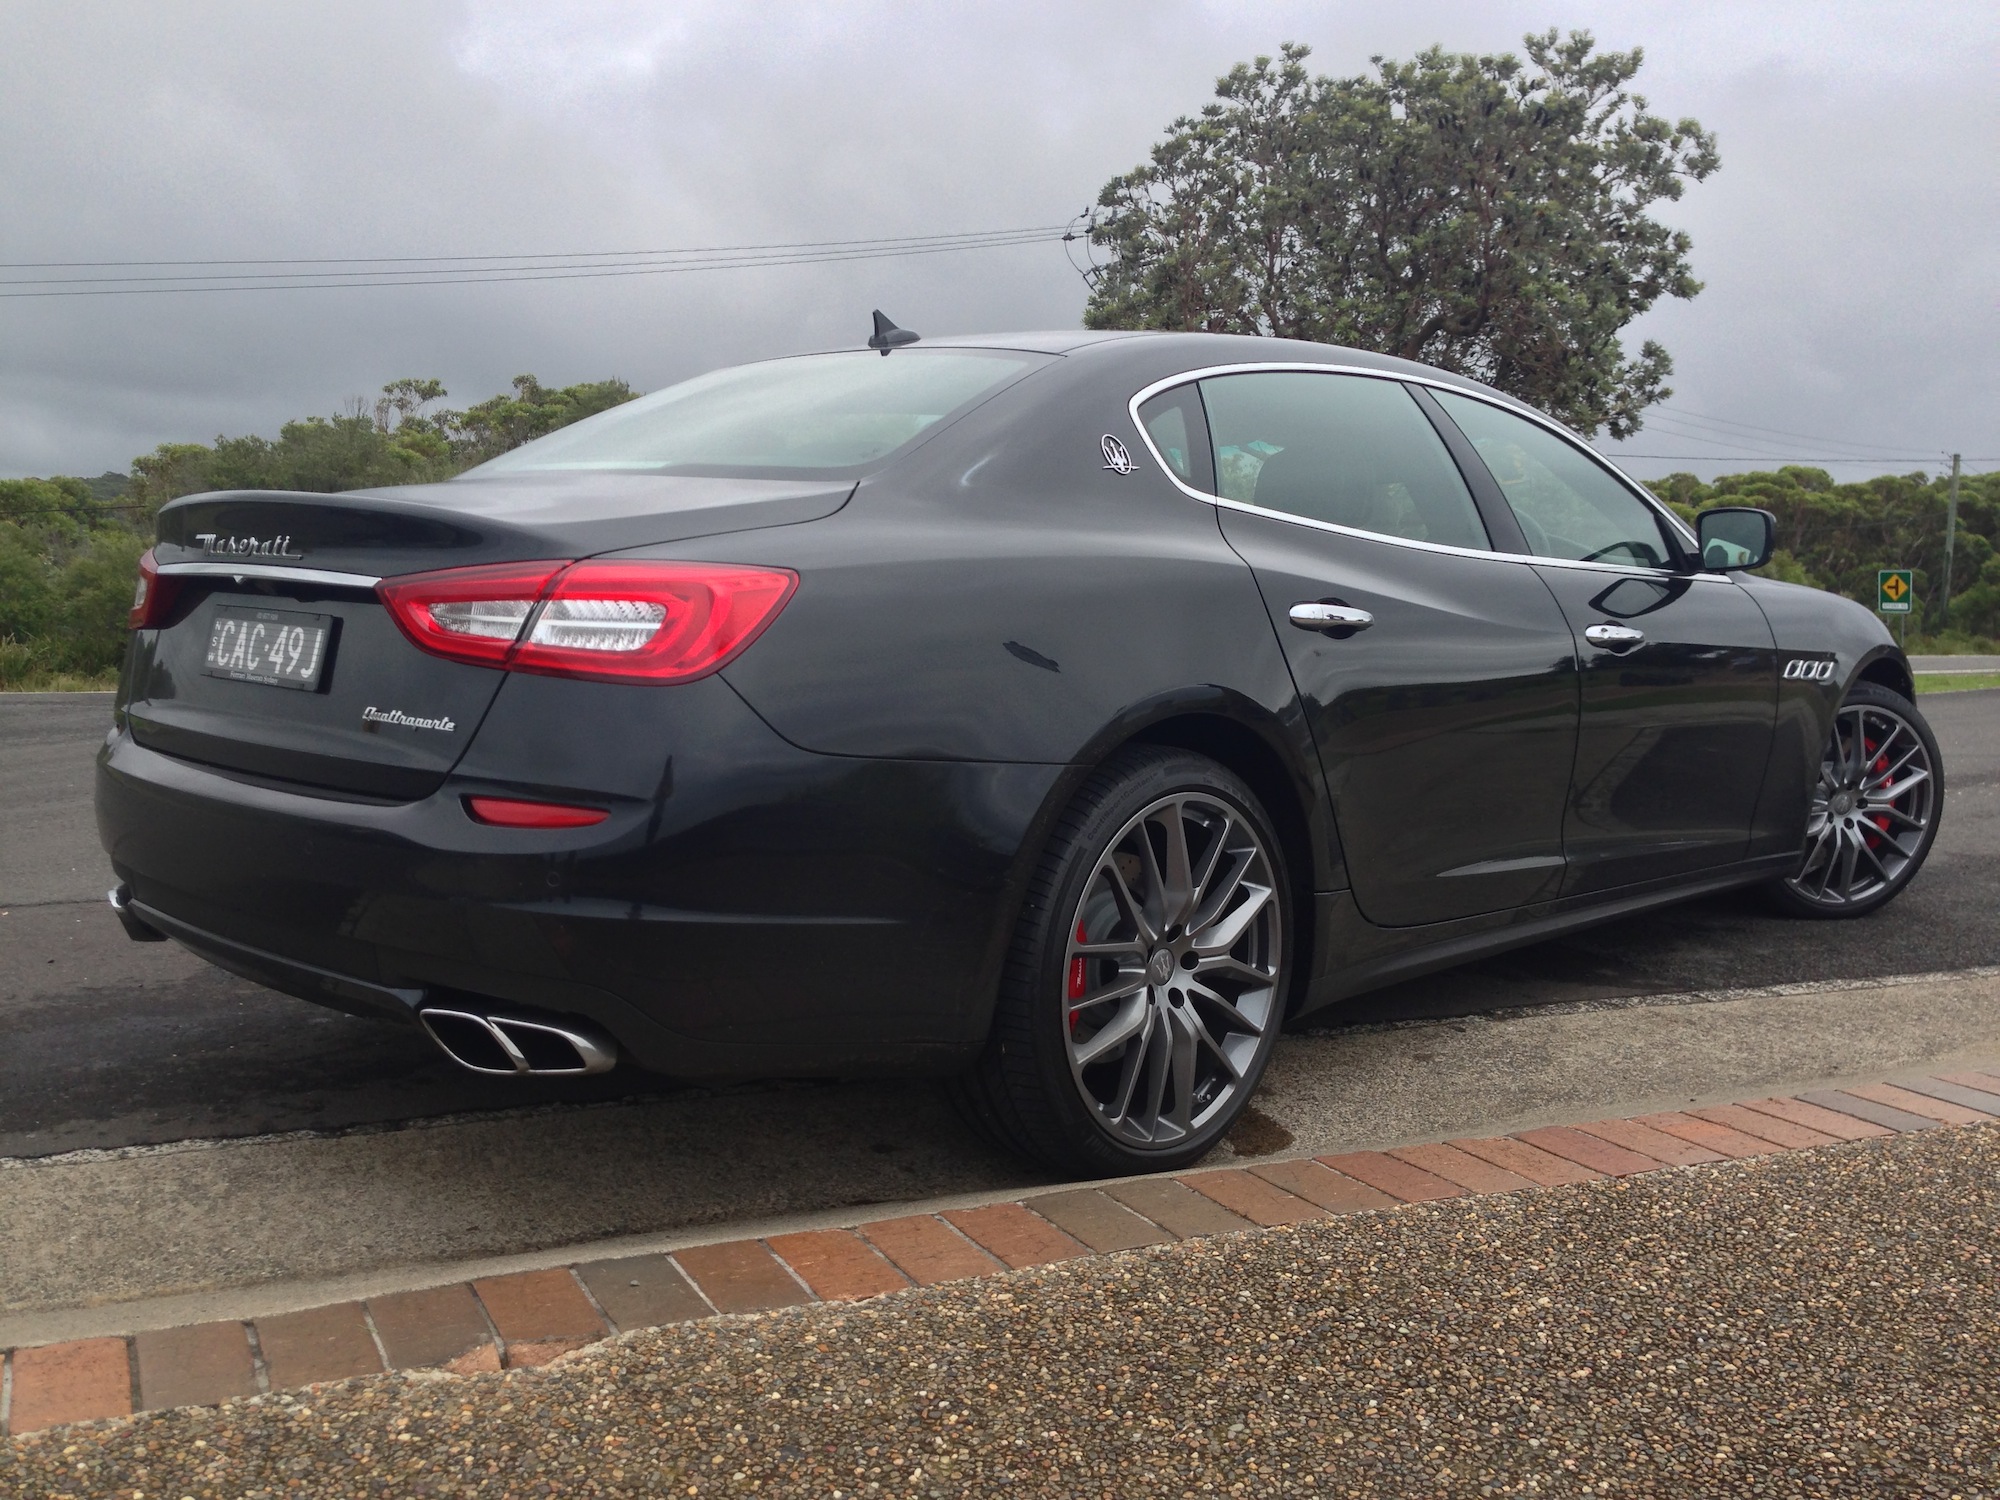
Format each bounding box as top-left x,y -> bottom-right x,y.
122,374 -> 636,515
437,375 -> 637,466
54,530 -> 150,672
1647,466 -> 2000,636
0,522 -> 57,642
1085,33 -> 1719,438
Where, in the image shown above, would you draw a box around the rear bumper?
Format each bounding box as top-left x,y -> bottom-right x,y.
95,672 -> 1066,1079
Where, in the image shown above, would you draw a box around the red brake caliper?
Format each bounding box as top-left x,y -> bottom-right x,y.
1067,919 -> 1088,1031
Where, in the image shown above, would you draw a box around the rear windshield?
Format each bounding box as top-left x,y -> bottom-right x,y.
467,349 -> 1048,480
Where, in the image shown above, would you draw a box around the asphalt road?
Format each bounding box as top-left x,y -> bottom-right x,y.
6,689 -> 1997,1161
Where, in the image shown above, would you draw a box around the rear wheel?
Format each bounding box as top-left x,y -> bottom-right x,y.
952,747 -> 1291,1177
1765,681 -> 1942,918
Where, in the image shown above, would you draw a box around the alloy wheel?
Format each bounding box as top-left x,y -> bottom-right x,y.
1061,792 -> 1282,1149
1783,699 -> 1936,909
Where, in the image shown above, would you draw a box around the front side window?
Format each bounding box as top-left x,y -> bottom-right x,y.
1195,372 -> 1490,551
1430,391 -> 1675,568
470,349 -> 1048,479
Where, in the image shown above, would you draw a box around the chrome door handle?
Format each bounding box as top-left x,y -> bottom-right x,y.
1583,623 -> 1645,653
1288,603 -> 1374,633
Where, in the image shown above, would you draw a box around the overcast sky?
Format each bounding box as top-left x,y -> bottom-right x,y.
3,0 -> 1995,483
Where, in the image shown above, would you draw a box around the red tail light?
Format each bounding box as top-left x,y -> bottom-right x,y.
377,560 -> 797,684
128,548 -> 183,630
465,796 -> 608,828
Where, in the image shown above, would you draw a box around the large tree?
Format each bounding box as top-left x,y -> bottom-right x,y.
1084,32 -> 1719,437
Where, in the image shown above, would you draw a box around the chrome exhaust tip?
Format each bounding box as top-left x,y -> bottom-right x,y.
108,885 -> 168,942
419,1008 -> 618,1076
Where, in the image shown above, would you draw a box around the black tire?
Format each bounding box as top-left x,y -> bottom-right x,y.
1763,680 -> 1943,919
950,746 -> 1293,1176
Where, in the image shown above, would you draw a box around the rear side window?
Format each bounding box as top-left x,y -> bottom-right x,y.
1430,391 -> 1675,569
1137,384 -> 1215,492
470,349 -> 1048,479
1196,372 -> 1490,551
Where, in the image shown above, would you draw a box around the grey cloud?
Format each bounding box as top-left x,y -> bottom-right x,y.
2,0 -> 1995,481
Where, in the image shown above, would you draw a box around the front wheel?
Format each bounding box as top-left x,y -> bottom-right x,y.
951,747 -> 1292,1177
1764,681 -> 1943,918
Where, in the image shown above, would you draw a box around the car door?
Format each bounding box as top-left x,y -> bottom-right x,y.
1148,369 -> 1580,927
1427,389 -> 1779,896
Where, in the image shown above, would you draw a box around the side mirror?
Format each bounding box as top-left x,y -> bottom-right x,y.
1695,507 -> 1776,572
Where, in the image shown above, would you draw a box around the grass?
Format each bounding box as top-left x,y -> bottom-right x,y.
0,669 -> 120,692
1915,672 -> 2000,694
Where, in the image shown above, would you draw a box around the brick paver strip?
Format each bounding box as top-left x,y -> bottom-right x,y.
942,1204 -> 1088,1268
1938,1070 -> 2000,1098
1632,1111 -> 1774,1160
1250,1158 -> 1399,1213
1316,1150 -> 1466,1203
1736,1096 -> 1893,1141
673,1240 -> 812,1314
1447,1136 -> 1603,1187
367,1284 -> 498,1370
1571,1116 -> 1725,1166
1800,1089 -> 1941,1132
575,1253 -> 713,1331
1178,1168 -> 1329,1226
1023,1189 -> 1174,1252
1896,1076 -> 2000,1115
1102,1177 -> 1258,1237
1689,1103 -> 1836,1149
766,1230 -> 910,1301
133,1321 -> 255,1411
471,1269 -> 606,1346
1513,1126 -> 1664,1178
6,1338 -> 132,1434
859,1215 -> 1001,1286
255,1302 -> 383,1390
1845,1081 -> 1996,1126
1388,1142 -> 1539,1194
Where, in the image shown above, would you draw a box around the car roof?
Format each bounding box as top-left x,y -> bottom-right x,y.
922,329 -> 1496,391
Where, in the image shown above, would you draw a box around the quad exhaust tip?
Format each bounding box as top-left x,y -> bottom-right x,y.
419,1007 -> 618,1076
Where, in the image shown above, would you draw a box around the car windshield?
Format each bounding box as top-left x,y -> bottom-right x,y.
468,349 -> 1048,479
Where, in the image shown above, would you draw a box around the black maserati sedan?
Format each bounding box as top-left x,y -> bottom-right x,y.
97,327 -> 1943,1175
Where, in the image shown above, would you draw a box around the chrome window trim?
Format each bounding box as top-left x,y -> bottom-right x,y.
1126,361 -> 1725,585
157,561 -> 383,589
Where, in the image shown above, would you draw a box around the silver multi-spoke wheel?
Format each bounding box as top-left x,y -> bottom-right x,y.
1784,697 -> 1936,909
1062,792 -> 1281,1150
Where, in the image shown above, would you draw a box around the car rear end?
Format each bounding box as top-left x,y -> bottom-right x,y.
96,347 -> 1065,1080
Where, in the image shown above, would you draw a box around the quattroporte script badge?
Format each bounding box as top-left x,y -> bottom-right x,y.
362,706 -> 457,732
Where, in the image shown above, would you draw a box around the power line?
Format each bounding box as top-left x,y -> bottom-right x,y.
1605,453 -> 1995,465
0,226 -> 1075,271
1651,402 -> 1940,457
1636,416 -> 1932,464
0,228 -> 1069,298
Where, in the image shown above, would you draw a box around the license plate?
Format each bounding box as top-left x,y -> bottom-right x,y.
203,607 -> 333,690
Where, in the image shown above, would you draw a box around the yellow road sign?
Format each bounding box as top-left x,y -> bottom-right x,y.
1878,569 -> 1914,613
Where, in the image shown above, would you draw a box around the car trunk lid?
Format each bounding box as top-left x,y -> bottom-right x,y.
127,475 -> 850,799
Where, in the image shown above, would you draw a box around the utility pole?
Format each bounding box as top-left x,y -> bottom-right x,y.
1940,453 -> 1962,629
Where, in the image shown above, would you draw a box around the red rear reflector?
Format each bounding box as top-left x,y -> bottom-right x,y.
465,796 -> 609,829
377,560 -> 797,684
128,548 -> 182,630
